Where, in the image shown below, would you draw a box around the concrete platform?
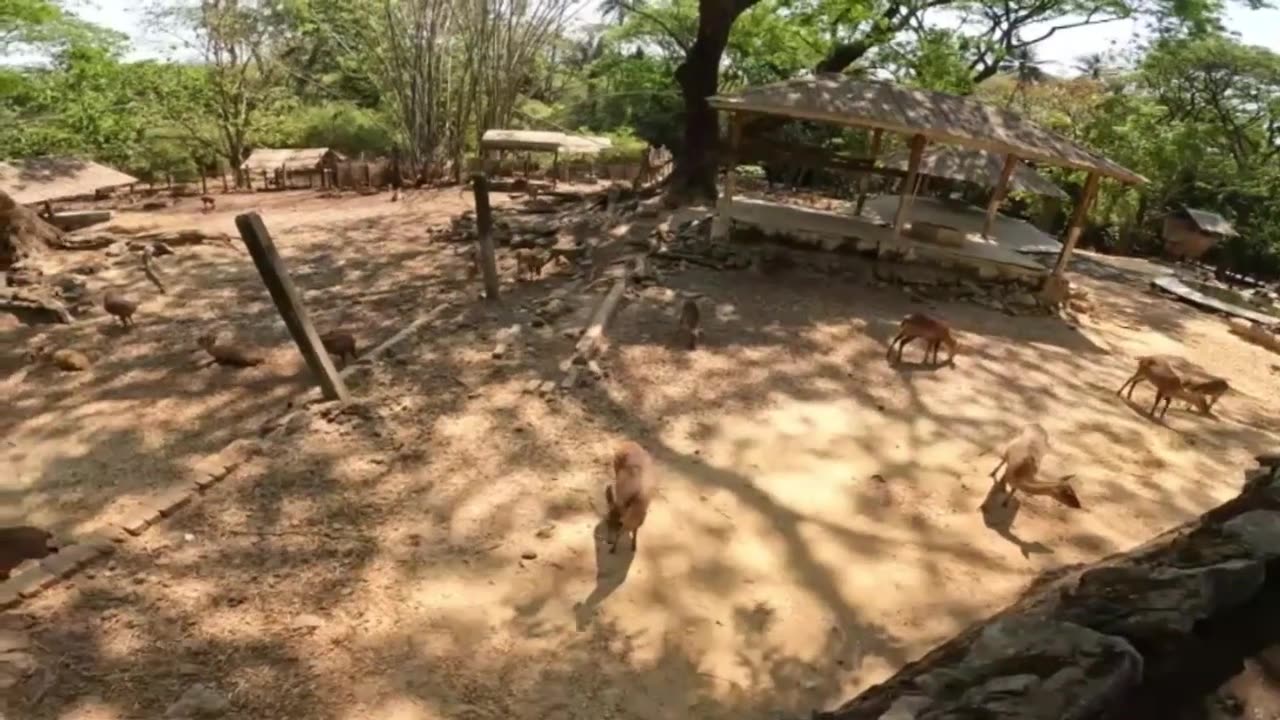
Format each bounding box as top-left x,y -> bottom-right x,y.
726,196 -> 1049,279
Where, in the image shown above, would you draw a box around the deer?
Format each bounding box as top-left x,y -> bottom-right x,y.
678,299 -> 701,350
1117,356 -> 1191,419
515,249 -> 545,281
1185,377 -> 1230,415
197,332 -> 265,368
886,313 -> 957,365
605,441 -> 656,554
319,330 -> 358,369
1,526 -> 57,580
200,195 -> 216,213
989,424 -> 1082,509
103,289 -> 138,327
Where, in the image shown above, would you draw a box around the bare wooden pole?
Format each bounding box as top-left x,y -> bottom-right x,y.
893,134 -> 928,247
471,174 -> 501,300
1052,172 -> 1101,277
712,113 -> 744,241
983,153 -> 1019,239
854,129 -> 883,217
234,212 -> 349,402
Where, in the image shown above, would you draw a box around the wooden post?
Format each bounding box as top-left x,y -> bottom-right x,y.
712,113 -> 744,241
854,129 -> 883,217
201,174 -> 208,195
983,153 -> 1019,239
1051,172 -> 1101,277
471,174 -> 501,300
221,170 -> 228,193
893,134 -> 928,246
234,212 -> 349,402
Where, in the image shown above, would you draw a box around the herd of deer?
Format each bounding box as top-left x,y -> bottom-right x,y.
599,308 -> 1238,552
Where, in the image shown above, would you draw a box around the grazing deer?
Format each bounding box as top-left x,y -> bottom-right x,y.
1117,356 -> 1189,419
1,526 -> 56,579
1185,377 -> 1230,415
103,289 -> 138,327
989,424 -> 1082,509
201,195 -> 216,212
605,441 -> 656,554
515,249 -> 545,280
197,332 -> 265,368
678,299 -> 701,350
886,313 -> 957,365
319,330 -> 358,368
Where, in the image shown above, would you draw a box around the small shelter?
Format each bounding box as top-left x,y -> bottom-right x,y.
879,147 -> 1067,200
707,76 -> 1145,287
0,157 -> 138,205
1162,206 -> 1237,261
240,148 -> 343,188
478,130 -> 611,182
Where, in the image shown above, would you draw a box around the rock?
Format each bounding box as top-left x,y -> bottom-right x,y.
164,683 -> 230,718
1222,511 -> 1280,559
521,550 -> 537,560
535,525 -> 554,539
1256,451 -> 1280,467
68,262 -> 103,276
291,614 -> 324,631
1008,291 -> 1038,309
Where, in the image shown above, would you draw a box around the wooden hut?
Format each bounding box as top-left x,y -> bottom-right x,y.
240,148 -> 344,189
1162,206 -> 1237,261
0,157 -> 137,204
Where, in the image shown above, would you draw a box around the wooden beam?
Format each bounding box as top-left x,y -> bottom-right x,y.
1052,172 -> 1101,277
471,174 -> 501,300
983,153 -> 1019,239
893,134 -> 928,247
854,128 -> 883,217
234,212 -> 349,402
712,114 -> 744,240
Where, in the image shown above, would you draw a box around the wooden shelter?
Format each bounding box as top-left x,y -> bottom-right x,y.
0,157 -> 137,205
479,130 -> 611,156
240,148 -> 343,188
1162,206 -> 1237,261
706,76 -> 1145,284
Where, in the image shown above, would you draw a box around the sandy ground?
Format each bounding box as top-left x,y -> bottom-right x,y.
3,190 -> 1279,720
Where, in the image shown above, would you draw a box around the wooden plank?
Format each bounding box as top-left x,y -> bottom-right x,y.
893,134 -> 928,246
471,174 -> 501,300
234,212 -> 350,402
712,115 -> 744,240
1051,172 -> 1100,277
983,153 -> 1019,238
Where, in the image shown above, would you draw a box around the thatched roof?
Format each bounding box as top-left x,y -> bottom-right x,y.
241,148 -> 340,173
1180,207 -> 1238,237
708,76 -> 1145,185
880,147 -> 1068,199
0,157 -> 138,204
480,130 -> 612,155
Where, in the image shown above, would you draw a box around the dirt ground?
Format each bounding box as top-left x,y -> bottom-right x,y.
3,189 -> 1279,719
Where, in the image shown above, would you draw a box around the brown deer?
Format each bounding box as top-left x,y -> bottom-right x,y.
515,249 -> 545,280
886,313 -> 957,365
1185,377 -> 1230,415
989,424 -> 1082,509
201,195 -> 216,213
605,441 -> 656,554
678,299 -> 701,350
1,526 -> 56,580
197,333 -> 265,368
1117,356 -> 1188,419
319,330 -> 358,368
103,289 -> 138,327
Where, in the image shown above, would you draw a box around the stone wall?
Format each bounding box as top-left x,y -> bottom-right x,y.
813,452 -> 1280,720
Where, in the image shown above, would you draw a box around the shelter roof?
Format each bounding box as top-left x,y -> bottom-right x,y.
1180,207 -> 1238,236
241,148 -> 339,172
480,130 -> 611,155
880,146 -> 1067,199
0,157 -> 138,204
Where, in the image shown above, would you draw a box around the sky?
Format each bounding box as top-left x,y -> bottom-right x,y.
52,0 -> 1280,74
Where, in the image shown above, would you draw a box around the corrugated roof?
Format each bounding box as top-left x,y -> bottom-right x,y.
0,157 -> 138,204
241,148 -> 340,172
879,147 -> 1067,199
1182,207 -> 1238,237
708,76 -> 1146,185
480,130 -> 612,155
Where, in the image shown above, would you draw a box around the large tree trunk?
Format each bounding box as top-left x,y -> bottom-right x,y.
0,190 -> 64,269
669,0 -> 759,202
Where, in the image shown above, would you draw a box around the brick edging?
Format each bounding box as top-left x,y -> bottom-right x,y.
0,437 -> 264,610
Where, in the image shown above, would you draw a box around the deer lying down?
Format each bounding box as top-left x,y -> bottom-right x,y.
886,313 -> 957,365
989,424 -> 1082,509
605,441 -> 656,554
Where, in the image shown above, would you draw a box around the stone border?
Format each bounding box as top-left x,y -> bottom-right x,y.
0,438 -> 264,610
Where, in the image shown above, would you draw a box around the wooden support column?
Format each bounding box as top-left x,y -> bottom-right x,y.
853,128 -> 883,217
983,153 -> 1019,239
892,134 -> 928,248
234,212 -> 349,402
471,174 -> 501,300
712,113 -> 744,241
1052,172 -> 1101,277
